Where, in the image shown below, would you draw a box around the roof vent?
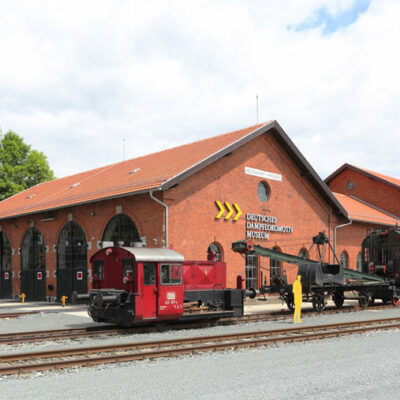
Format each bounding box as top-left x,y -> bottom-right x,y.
26,193 -> 36,199
69,182 -> 80,189
128,168 -> 141,174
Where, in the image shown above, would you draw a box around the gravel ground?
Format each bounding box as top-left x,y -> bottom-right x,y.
0,329 -> 400,400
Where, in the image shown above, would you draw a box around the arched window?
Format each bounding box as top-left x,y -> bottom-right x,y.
298,248 -> 309,259
57,222 -> 87,270
356,253 -> 362,272
340,251 -> 348,268
207,242 -> 223,261
21,228 -> 46,270
270,246 -> 281,282
0,232 -> 12,272
102,214 -> 140,247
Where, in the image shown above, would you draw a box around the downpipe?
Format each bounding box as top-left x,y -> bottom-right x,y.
333,218 -> 352,262
149,189 -> 168,248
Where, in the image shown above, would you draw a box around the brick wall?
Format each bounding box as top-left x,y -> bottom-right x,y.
167,134 -> 341,287
328,168 -> 400,217
0,193 -> 163,297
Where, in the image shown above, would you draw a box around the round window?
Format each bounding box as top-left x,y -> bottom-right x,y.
257,181 -> 270,202
346,181 -> 354,190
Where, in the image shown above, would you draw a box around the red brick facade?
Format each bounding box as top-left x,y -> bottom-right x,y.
328,168 -> 400,217
164,134 -> 342,287
327,165 -> 399,271
0,132 -> 345,298
0,193 -> 164,297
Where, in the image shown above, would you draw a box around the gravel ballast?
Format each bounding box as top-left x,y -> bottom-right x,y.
0,329 -> 400,400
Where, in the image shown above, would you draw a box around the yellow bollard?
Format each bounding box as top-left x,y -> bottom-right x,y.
61,296 -> 68,307
20,293 -> 26,304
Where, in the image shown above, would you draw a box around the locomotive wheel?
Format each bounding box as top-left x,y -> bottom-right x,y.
382,297 -> 390,305
286,294 -> 294,312
332,292 -> 344,308
392,297 -> 400,306
312,294 -> 325,312
358,292 -> 370,309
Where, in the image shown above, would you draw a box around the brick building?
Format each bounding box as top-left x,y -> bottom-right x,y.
0,122 -> 398,301
325,164 -> 400,271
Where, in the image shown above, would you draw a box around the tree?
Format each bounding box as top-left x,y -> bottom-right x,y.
0,130 -> 55,201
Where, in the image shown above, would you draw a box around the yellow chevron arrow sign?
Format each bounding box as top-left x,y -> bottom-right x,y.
233,203 -> 242,221
215,201 -> 225,219
215,201 -> 242,221
224,202 -> 233,220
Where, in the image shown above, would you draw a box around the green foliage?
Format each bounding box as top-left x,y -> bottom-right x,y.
0,130 -> 55,201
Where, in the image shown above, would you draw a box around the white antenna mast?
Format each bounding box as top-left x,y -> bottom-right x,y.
256,94 -> 259,123
123,138 -> 125,161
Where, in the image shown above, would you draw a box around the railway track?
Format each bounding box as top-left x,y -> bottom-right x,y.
0,303 -> 397,346
1,317 -> 400,376
0,311 -> 38,319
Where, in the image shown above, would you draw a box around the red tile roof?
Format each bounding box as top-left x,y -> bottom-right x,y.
325,163 -> 400,189
0,122 -> 267,219
333,193 -> 400,226
355,166 -> 400,188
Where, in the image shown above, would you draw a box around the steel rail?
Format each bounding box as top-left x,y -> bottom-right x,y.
1,316 -> 400,363
1,317 -> 400,376
0,304 -> 397,345
0,311 -> 38,319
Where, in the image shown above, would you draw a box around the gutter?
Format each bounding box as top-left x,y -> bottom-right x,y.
333,218 -> 353,262
149,189 -> 168,248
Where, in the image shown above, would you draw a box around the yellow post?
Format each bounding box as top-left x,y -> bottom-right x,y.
20,293 -> 26,304
61,296 -> 68,307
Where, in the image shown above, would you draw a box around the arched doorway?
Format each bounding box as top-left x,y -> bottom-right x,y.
0,232 -> 12,298
21,228 -> 46,301
57,222 -> 87,300
102,214 -> 140,247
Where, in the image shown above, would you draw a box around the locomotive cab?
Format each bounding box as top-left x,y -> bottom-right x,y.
87,246 -> 185,326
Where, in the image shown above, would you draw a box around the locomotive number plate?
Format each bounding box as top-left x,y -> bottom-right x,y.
167,292 -> 176,300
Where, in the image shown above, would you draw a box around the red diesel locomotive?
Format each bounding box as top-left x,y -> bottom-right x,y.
75,246 -> 251,327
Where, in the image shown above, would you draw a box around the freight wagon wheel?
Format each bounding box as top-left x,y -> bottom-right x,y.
332,292 -> 344,308
358,292 -> 370,309
368,297 -> 375,306
392,297 -> 400,306
312,293 -> 325,312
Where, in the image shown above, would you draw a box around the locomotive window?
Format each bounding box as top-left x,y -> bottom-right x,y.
143,263 -> 155,285
122,258 -> 134,279
93,260 -> 104,280
160,264 -> 182,285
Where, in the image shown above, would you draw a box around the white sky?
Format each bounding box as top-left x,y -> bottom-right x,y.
0,0 -> 398,180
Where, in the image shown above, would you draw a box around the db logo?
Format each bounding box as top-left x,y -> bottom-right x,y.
167,292 -> 176,300
77,271 -> 83,280
4,272 -> 9,280
37,272 -> 43,280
